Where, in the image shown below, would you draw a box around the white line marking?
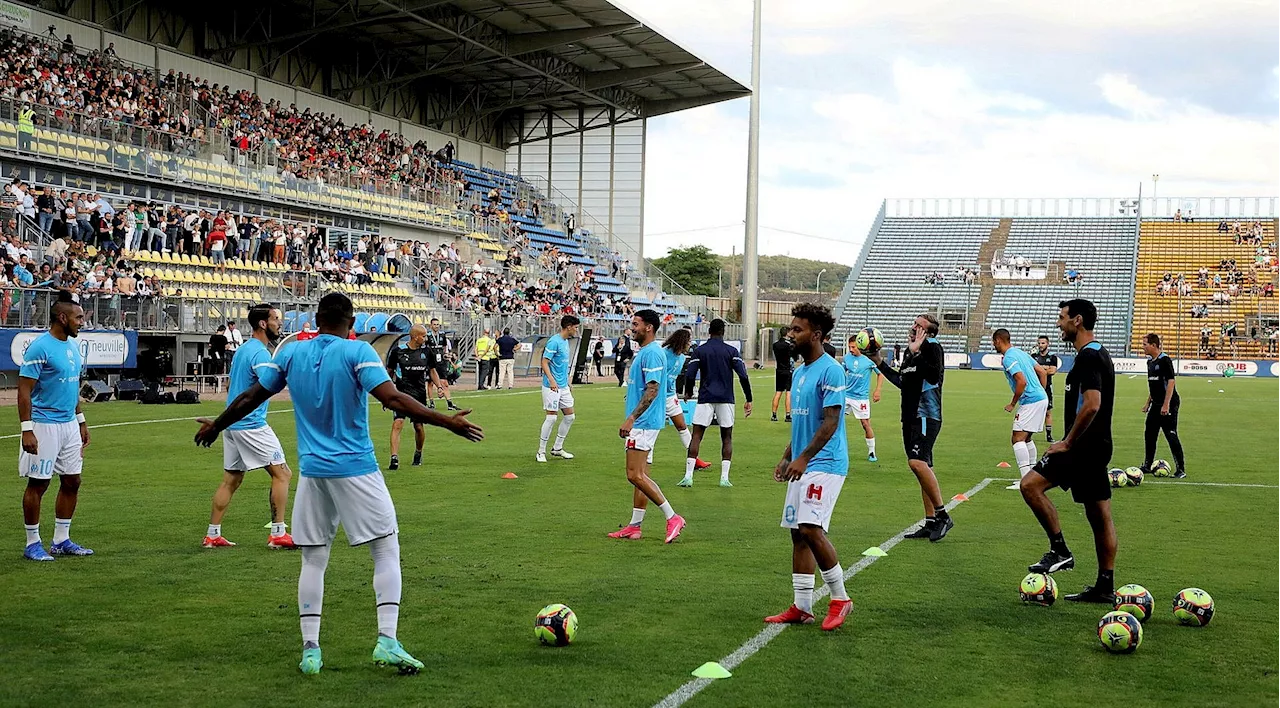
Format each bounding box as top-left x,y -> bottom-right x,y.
653,477 -> 997,708
991,477 -> 1278,489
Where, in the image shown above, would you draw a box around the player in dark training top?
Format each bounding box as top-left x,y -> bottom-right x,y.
1031,336 -> 1060,443
386,324 -> 431,469
1021,299 -> 1119,603
772,335 -> 798,422
1140,333 -> 1185,478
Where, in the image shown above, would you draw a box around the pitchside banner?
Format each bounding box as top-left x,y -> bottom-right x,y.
963,352 -> 1275,377
0,329 -> 138,370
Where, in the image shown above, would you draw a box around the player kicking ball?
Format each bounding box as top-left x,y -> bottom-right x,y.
765,304 -> 853,631
842,334 -> 882,462
19,292 -> 93,561
992,329 -> 1049,491
196,293 -> 484,675
608,309 -> 685,543
204,304 -> 296,549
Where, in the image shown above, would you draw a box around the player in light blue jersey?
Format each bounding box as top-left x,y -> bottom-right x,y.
18,292 -> 92,561
993,329 -> 1049,489
196,293 -> 483,676
842,335 -> 883,462
765,303 -> 853,631
202,304 -> 296,549
537,315 -> 580,463
654,327 -> 707,470
608,309 -> 685,544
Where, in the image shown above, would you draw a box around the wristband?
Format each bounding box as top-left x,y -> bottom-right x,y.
21,421 -> 35,431
76,413 -> 86,424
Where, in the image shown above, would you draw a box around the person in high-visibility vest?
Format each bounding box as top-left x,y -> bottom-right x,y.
17,105 -> 34,152
474,329 -> 496,390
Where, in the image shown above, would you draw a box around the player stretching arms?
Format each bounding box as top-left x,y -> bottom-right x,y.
204,304 -> 296,549
537,315 -> 579,463
1031,336 -> 1060,443
196,293 -> 483,674
842,334 -> 882,462
869,314 -> 953,541
992,329 -> 1049,491
1140,333 -> 1186,478
771,334 -> 796,422
680,318 -> 753,487
386,324 -> 431,470
608,309 -> 685,543
653,328 -> 708,469
765,303 -> 852,631
1021,299 -> 1118,602
19,292 -> 92,561
424,318 -> 458,411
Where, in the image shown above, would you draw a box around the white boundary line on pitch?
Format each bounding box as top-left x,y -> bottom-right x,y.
652,476 -> 998,708
0,389 -> 539,440
991,477 -> 1278,489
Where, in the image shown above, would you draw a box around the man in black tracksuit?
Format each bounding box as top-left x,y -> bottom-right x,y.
386,324 -> 431,469
1140,333 -> 1186,478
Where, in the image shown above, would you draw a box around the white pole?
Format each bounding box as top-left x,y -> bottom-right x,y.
742,0 -> 762,360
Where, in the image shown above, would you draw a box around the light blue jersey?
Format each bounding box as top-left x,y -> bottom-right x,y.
258,334 -> 391,478
663,346 -> 687,399
19,333 -> 82,424
542,335 -> 571,388
790,355 -> 849,476
842,353 -> 877,400
226,338 -> 273,431
1002,348 -> 1047,405
626,341 -> 667,430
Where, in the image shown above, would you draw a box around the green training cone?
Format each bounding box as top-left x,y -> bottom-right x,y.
692,662 -> 732,679
862,547 -> 888,557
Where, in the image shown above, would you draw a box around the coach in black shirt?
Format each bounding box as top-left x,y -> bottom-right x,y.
385,324 -> 431,469
496,328 -> 519,389
1031,336 -> 1060,443
1140,333 -> 1185,478
771,335 -> 796,422
1022,299 -> 1118,604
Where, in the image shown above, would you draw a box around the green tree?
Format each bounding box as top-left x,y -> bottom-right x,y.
651,245 -> 720,296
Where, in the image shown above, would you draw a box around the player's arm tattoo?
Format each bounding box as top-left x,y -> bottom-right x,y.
796,406 -> 841,462
630,380 -> 660,418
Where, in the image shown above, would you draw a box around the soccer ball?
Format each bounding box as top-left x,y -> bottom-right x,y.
534,604 -> 578,646
1114,584 -> 1155,622
1019,572 -> 1058,606
1172,588 -> 1215,627
854,327 -> 883,354
1124,467 -> 1144,487
1097,610 -> 1144,654
1108,469 -> 1128,488
1150,460 -> 1171,477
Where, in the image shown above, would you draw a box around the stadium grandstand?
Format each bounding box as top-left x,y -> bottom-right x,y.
0,0 -> 747,383
835,197 -> 1279,362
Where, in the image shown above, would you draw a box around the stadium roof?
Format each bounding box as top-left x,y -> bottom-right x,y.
173,0 -> 749,140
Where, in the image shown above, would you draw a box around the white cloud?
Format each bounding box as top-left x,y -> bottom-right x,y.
1096,74 -> 1166,118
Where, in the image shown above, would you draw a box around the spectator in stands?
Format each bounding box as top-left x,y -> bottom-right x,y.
1218,219 -> 1229,233
207,325 -> 229,375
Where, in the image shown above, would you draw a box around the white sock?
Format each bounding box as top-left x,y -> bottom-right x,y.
538,416 -> 555,453
678,428 -> 692,449
720,460 -> 732,482
820,564 -> 849,601
207,524 -> 221,538
792,573 -> 815,613
1026,440 -> 1038,470
299,544 -> 331,644
629,507 -> 646,526
53,518 -> 72,544
369,535 -> 402,640
553,414 -> 575,450
24,524 -> 40,546
1013,441 -> 1032,477
684,458 -> 696,478
270,522 -> 286,537
658,501 -> 676,520
866,437 -> 876,455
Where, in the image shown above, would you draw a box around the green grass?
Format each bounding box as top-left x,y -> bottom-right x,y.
0,370 -> 1275,707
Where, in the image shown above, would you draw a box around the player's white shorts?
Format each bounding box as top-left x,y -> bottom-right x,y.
665,395 -> 684,419
625,428 -> 660,452
292,471 -> 398,546
844,398 -> 871,420
693,402 -> 735,428
19,421 -> 82,479
781,471 -> 846,532
541,386 -> 575,411
223,425 -> 286,472
1013,399 -> 1048,433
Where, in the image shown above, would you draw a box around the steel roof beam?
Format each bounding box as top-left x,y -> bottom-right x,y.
584,62 -> 703,90
504,23 -> 639,55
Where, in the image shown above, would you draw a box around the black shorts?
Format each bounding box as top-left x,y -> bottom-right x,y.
432,364 -> 449,383
393,389 -> 428,419
903,417 -> 941,466
1033,448 -> 1111,504
775,370 -> 793,393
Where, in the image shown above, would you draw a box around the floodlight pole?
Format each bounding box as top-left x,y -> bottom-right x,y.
742,0 -> 762,360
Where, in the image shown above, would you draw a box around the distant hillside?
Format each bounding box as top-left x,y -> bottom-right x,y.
719,254 -> 850,296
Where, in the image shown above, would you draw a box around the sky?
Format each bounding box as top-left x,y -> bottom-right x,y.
622,0 -> 1280,265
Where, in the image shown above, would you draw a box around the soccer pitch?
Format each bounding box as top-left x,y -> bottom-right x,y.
1,370 -> 1276,707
